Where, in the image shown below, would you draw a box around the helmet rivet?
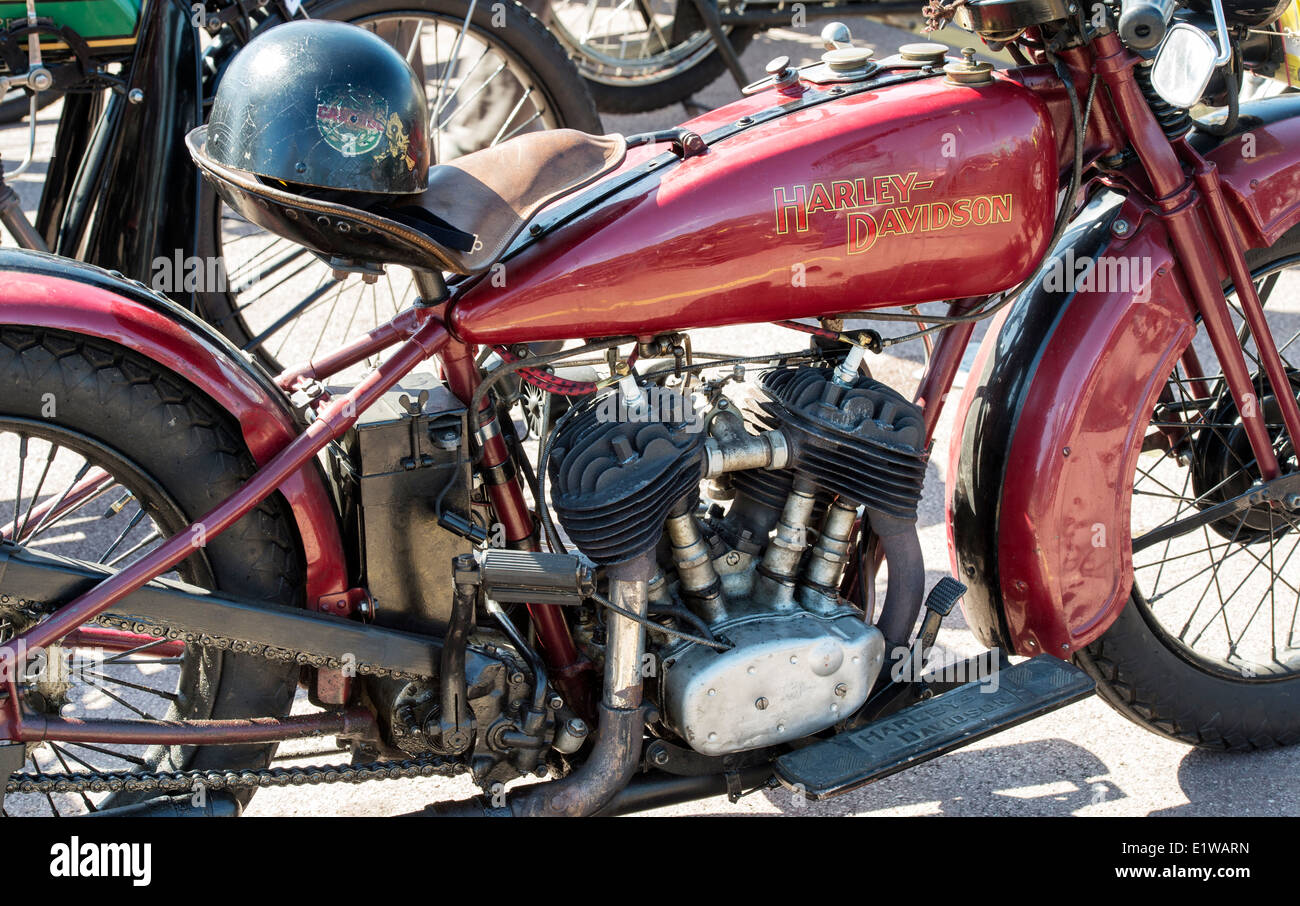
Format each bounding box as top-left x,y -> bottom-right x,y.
316,216 -> 330,228
337,222 -> 351,233
294,162 -> 307,174
283,208 -> 298,221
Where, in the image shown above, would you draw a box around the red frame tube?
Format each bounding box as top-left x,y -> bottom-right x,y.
1187,148 -> 1300,451
438,338 -> 593,716
58,627 -> 187,657
1,469 -> 114,542
915,299 -> 983,445
275,307 -> 432,390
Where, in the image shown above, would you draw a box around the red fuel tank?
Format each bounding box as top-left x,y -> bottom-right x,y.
450,72 -> 1058,345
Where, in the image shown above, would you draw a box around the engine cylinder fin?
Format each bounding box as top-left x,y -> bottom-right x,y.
757,366 -> 928,519
549,395 -> 705,564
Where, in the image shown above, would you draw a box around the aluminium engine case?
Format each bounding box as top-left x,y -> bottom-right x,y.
661,608 -> 885,756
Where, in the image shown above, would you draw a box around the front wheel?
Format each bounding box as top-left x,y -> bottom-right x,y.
1077,227 -> 1300,750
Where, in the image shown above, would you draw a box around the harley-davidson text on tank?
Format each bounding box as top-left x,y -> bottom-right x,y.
772,171 -> 1014,255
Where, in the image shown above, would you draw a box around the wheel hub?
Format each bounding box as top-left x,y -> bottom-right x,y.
1191,374 -> 1300,543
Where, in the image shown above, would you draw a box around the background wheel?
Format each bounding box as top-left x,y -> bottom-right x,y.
0,327 -> 306,815
1077,225 -> 1300,750
542,0 -> 756,113
194,0 -> 601,378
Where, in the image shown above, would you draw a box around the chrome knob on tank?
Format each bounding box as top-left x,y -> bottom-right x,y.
765,55 -> 800,90
821,21 -> 853,51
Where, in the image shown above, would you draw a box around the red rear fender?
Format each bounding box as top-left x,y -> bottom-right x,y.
0,251 -> 348,600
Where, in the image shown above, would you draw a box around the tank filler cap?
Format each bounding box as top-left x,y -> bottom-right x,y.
822,47 -> 875,73
898,42 -> 949,66
943,47 -> 995,86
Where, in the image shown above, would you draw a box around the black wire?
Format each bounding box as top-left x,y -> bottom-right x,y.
1194,51 -> 1240,137
589,590 -> 730,650
648,599 -> 717,641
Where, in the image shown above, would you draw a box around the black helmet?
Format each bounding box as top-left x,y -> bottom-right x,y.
206,19 -> 428,195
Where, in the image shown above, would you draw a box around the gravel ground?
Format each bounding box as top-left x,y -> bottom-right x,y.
3,12 -> 1299,818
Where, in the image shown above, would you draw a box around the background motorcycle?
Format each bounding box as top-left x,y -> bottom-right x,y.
3,0 -> 1300,817
531,0 -> 928,113
0,0 -> 600,374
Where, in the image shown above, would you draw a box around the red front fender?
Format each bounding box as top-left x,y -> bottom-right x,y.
0,251 -> 348,602
948,94 -> 1300,657
947,190 -> 1195,655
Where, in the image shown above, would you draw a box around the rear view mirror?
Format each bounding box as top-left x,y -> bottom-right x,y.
1150,23 -> 1219,109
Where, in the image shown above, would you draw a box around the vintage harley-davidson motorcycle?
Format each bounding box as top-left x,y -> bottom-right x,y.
2,0 -> 1299,816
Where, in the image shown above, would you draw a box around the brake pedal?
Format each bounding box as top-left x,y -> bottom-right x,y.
917,576 -> 966,655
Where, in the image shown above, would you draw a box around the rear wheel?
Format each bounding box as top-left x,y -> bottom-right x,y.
1078,227 -> 1300,750
0,327 -> 305,815
195,0 -> 601,378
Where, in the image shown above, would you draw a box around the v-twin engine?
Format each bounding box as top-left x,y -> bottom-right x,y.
548,360 -> 928,757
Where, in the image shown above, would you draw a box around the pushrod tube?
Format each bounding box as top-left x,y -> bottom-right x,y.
0,318 -> 451,733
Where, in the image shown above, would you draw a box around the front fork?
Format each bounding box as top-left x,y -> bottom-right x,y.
1093,32 -> 1300,481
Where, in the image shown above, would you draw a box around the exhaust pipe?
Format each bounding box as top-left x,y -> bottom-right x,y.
423,551 -> 655,817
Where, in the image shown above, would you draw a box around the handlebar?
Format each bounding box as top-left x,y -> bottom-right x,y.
1117,0 -> 1179,50
1118,0 -> 1233,65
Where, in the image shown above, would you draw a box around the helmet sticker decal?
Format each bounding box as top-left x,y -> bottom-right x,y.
316,85 -> 388,157
374,113 -> 416,171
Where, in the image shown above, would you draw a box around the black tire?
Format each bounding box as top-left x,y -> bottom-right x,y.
1077,593 -> 1300,750
561,24 -> 756,115
532,0 -> 756,113
0,326 -> 306,809
1076,226 -> 1300,751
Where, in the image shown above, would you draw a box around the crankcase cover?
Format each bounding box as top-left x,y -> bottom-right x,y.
662,610 -> 884,756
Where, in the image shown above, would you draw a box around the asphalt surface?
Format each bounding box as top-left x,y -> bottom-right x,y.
2,13 -> 1299,818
